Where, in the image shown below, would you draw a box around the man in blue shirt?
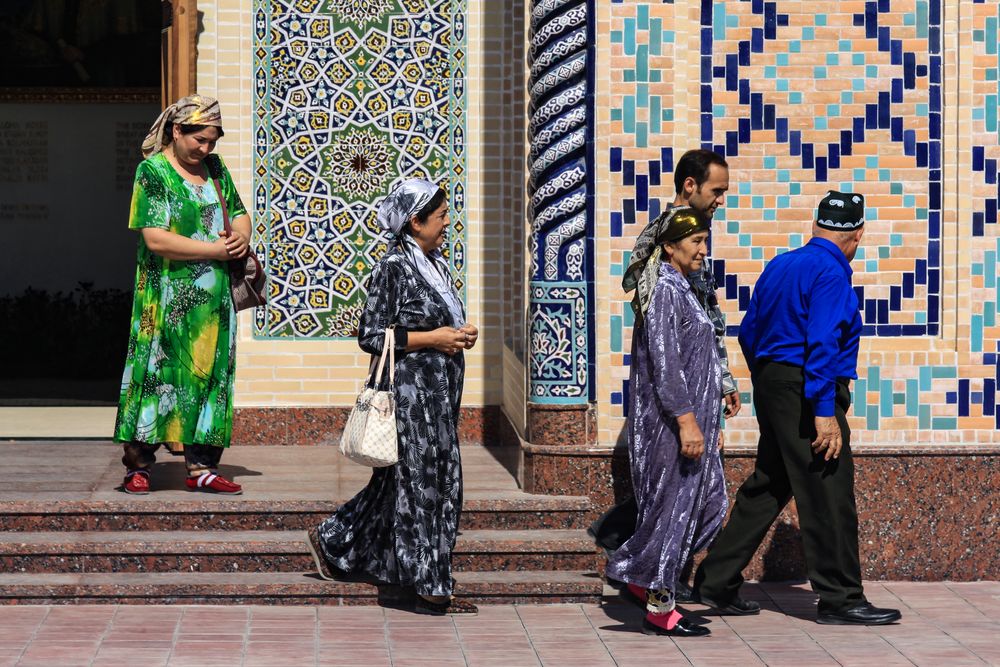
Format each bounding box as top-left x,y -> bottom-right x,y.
692,192 -> 902,626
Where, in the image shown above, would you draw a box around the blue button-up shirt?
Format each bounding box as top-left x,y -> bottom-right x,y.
738,237 -> 862,416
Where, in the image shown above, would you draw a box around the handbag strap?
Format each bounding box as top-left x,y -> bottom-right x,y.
208,166 -> 234,236
370,327 -> 396,389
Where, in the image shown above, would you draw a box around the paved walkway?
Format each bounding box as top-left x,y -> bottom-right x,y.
1,581 -> 997,666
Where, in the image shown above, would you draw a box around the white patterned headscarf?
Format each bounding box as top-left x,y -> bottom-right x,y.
377,179 -> 440,236
376,179 -> 465,327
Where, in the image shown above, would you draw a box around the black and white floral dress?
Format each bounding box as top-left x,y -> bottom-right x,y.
316,245 -> 465,598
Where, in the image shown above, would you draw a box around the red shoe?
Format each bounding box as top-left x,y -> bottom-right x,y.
123,470 -> 150,495
625,583 -> 647,607
185,472 -> 242,495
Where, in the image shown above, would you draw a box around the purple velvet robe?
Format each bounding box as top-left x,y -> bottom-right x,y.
605,262 -> 728,591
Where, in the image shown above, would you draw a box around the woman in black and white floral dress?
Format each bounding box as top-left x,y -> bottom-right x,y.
307,179 -> 479,615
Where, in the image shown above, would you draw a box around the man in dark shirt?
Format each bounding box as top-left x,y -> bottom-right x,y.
692,192 -> 902,626
594,149 -> 741,602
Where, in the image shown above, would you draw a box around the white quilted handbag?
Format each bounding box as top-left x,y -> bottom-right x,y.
340,327 -> 399,467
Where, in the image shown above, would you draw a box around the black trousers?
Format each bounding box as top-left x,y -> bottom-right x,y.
693,361 -> 865,614
122,442 -> 225,476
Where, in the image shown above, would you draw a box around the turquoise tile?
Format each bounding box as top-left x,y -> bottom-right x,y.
853,53 -> 864,65
973,29 -> 985,43
854,379 -> 867,410
776,248 -> 789,255
815,117 -> 827,130
916,208 -> 927,220
919,404 -> 930,429
637,83 -> 649,108
815,15 -> 827,26
867,405 -> 880,431
972,263 -> 984,277
866,65 -> 878,78
904,194 -> 916,207
662,30 -> 674,44
904,12 -> 915,26
880,379 -> 893,419
866,260 -> 878,272
973,108 -> 985,121
637,45 -> 649,82
611,108 -> 622,121
764,156 -> 776,169
777,53 -> 789,66
662,108 -> 673,121
987,94 -> 997,132
987,16 -> 998,55
727,14 -> 739,28
919,366 -> 931,392
777,195 -> 789,208
727,220 -> 739,234
916,103 -> 928,117
713,104 -> 726,117
777,79 -> 789,92
827,53 -> 838,66
611,315 -> 622,352
802,27 -> 814,40
739,183 -> 751,195
752,195 -> 764,208
879,246 -> 890,259
650,69 -> 661,83
931,366 -> 957,379
790,183 -> 801,195
841,91 -> 853,104
891,182 -> 903,195
866,156 -> 879,168
790,92 -> 802,104
868,366 -> 880,386
650,95 -> 661,134
867,207 -> 878,220
763,209 -> 776,221
623,305 -> 634,328
624,18 -> 636,56
814,66 -> 827,79
610,263 -> 622,276
778,170 -> 790,182
893,392 -> 905,405
854,168 -> 866,180
611,30 -> 623,44
765,66 -> 777,79
972,314 -> 983,353
624,70 -> 635,83
985,304 -> 995,327
839,39 -> 852,51
890,233 -> 902,246
636,121 -> 647,149
790,41 -> 801,53
751,247 -> 763,260
739,234 -> 751,247
988,71 -> 998,82
855,247 -> 865,260
932,417 -> 957,430
852,78 -> 865,91
789,233 -> 803,247
714,208 -> 727,221
905,379 -> 919,417
713,4 -> 727,40
637,4 -> 649,30
879,169 -> 891,181
624,96 -> 635,133
727,195 -> 740,208
917,1 -> 928,37
986,250 -> 996,288
915,311 -> 926,324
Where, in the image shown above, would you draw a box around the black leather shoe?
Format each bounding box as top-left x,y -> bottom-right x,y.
816,603 -> 901,625
641,616 -> 711,637
693,591 -> 761,615
675,580 -> 694,604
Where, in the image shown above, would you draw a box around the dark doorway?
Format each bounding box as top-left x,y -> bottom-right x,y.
0,1 -> 163,405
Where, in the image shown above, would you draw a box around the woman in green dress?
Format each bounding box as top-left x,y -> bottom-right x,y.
114,95 -> 249,495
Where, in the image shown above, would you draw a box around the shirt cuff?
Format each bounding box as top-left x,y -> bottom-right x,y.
812,397 -> 835,417
393,327 -> 408,350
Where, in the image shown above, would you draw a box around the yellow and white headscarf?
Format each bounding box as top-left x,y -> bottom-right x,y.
141,95 -> 223,158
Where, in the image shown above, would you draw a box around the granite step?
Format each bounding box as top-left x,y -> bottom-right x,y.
0,495 -> 592,532
0,529 -> 601,574
0,570 -> 604,606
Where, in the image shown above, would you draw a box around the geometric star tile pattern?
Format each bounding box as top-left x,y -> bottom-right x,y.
252,0 -> 466,338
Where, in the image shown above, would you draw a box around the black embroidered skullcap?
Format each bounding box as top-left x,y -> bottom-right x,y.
816,191 -> 865,230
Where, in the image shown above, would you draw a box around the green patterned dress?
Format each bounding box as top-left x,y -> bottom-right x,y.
114,153 -> 247,450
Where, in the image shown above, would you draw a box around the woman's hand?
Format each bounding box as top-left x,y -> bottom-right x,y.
459,323 -> 479,350
676,413 -> 705,460
211,237 -> 231,261
432,327 -> 468,355
221,229 -> 250,259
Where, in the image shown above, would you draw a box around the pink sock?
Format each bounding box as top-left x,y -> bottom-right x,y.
646,608 -> 684,631
627,583 -> 646,600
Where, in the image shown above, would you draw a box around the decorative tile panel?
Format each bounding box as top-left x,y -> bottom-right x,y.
252,0 -> 467,338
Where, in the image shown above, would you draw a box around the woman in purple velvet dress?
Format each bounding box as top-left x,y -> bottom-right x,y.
607,206 -> 728,637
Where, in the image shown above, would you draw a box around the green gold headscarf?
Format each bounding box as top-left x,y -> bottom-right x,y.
141,95 -> 224,158
623,206 -> 710,318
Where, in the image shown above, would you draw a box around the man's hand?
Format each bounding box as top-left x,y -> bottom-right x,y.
811,415 -> 842,461
723,390 -> 741,417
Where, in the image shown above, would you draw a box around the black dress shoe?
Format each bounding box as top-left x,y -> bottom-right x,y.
641,616 -> 711,637
675,580 -> 694,604
693,591 -> 761,615
816,603 -> 901,625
